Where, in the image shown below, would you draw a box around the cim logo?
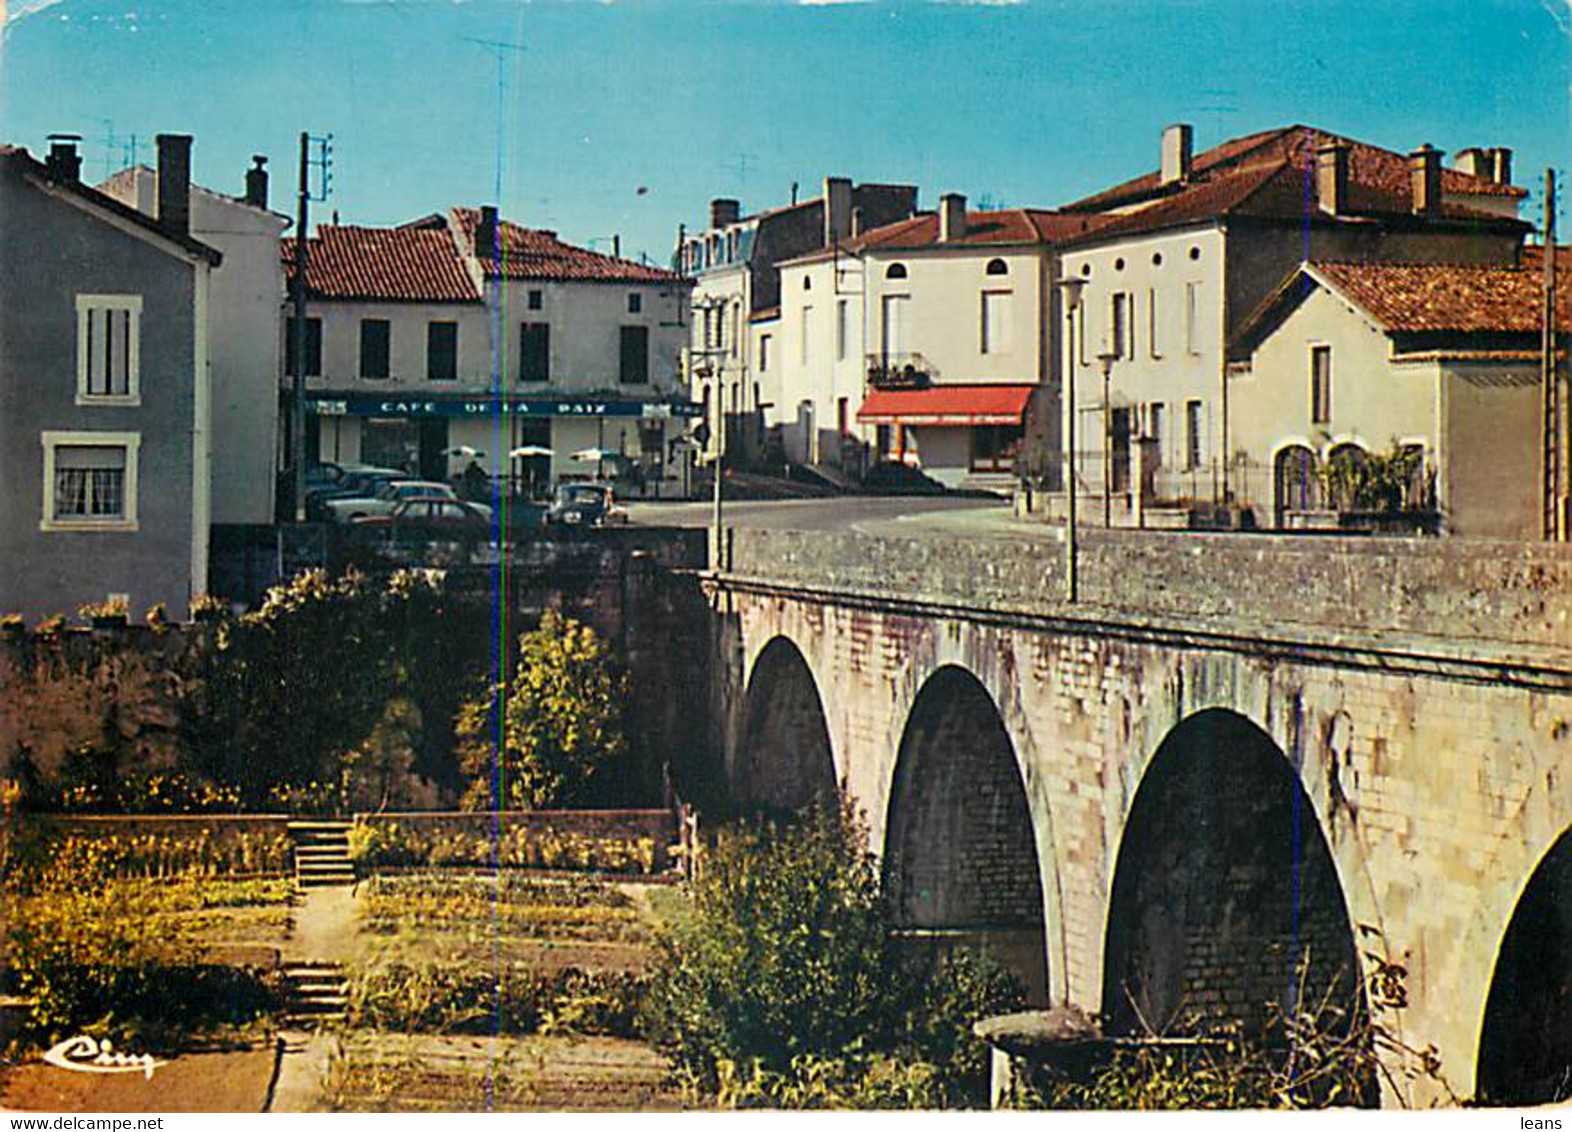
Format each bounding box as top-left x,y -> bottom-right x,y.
42,1035 -> 163,1080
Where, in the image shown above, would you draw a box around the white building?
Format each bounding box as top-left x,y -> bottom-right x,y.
776,195 -> 1101,490
287,207 -> 695,495
1228,251 -> 1565,538
101,157 -> 288,528
1054,123 -> 1527,523
675,178 -> 918,466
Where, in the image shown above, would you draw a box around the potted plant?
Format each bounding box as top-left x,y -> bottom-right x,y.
145,603 -> 171,632
190,593 -> 230,623
78,598 -> 130,629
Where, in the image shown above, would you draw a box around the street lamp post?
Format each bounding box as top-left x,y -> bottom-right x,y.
1097,350 -> 1118,528
1056,278 -> 1086,603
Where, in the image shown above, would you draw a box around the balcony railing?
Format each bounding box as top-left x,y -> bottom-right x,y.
866,352 -> 938,389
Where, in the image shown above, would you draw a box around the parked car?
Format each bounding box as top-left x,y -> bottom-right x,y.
544,483 -> 628,527
352,497 -> 493,541
305,466 -> 406,520
324,479 -> 493,524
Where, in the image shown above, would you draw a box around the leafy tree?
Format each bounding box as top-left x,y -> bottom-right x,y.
643,803 -> 1024,1107
459,611 -> 628,811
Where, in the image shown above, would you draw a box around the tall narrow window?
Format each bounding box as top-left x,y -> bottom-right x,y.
519,322 -> 550,382
627,293 -> 642,314
1110,292 -> 1130,359
1147,287 -> 1161,357
359,319 -> 391,379
759,334 -> 772,372
1310,345 -> 1332,424
426,321 -> 458,382
881,294 -> 909,356
1185,399 -> 1203,471
77,295 -> 141,402
981,291 -> 1013,355
836,299 -> 848,362
730,303 -> 741,359
284,316 -> 323,379
620,325 -> 649,384
1148,402 -> 1165,465
1184,282 -> 1200,355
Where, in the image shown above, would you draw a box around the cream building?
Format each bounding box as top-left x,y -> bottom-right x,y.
676,178 -> 918,467
1228,254 -> 1564,538
777,196 -> 1100,490
102,157 -> 289,528
287,207 -> 695,495
1055,123 -> 1527,523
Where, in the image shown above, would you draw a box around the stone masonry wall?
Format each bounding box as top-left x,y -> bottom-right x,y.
726,527 -> 1572,649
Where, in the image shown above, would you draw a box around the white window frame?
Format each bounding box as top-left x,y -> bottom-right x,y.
40,430 -> 141,532
801,305 -> 813,366
835,299 -> 848,362
1147,287 -> 1161,358
1184,282 -> 1200,356
981,290 -> 1013,356
76,294 -> 142,406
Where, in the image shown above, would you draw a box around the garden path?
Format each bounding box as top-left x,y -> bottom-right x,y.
268,885 -> 362,1112
284,884 -> 359,963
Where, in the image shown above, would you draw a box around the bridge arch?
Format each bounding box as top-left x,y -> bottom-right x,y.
1476,826 -> 1572,1106
1102,708 -> 1366,1061
734,635 -> 839,814
882,664 -> 1050,1004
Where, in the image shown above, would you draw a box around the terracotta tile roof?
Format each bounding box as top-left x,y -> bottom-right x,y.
849,208 -> 1109,252
1058,125 -> 1525,247
283,224 -> 479,302
449,208 -> 681,284
1311,257 -> 1571,334
1068,124 -> 1524,213
857,383 -> 1035,425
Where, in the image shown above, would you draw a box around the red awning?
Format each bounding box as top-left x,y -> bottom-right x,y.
856,383 -> 1034,426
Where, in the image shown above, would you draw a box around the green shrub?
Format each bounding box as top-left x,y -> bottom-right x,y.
643,803 -> 1023,1108
347,962 -> 645,1038
457,612 -> 628,811
3,871 -> 280,1049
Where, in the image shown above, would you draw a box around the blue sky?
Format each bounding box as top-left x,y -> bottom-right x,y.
1,0 -> 1567,262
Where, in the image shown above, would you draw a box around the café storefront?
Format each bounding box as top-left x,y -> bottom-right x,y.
306,393 -> 703,497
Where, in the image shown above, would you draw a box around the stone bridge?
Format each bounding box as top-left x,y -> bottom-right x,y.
703,526 -> 1572,1107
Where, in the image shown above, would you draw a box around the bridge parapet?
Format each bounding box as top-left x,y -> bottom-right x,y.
721,527 -> 1572,652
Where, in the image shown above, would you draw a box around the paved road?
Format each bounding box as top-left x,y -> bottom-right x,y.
624,495 -> 1034,537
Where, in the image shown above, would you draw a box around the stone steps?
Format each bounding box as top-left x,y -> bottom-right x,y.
281,961 -> 349,1027
288,820 -> 354,891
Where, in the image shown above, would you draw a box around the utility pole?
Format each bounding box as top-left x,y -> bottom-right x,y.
288,132 -> 333,523
1057,279 -> 1086,602
1543,169 -> 1566,541
290,132 -> 310,523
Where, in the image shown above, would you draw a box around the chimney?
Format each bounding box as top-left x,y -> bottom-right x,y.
1315,141 -> 1349,216
709,198 -> 740,229
1409,144 -> 1443,216
477,205 -> 499,258
1454,147 -> 1488,178
823,176 -> 852,246
851,206 -> 864,239
939,192 -> 967,243
45,134 -> 83,182
1160,123 -> 1193,186
155,133 -> 192,236
1491,147 -> 1513,187
244,155 -> 268,209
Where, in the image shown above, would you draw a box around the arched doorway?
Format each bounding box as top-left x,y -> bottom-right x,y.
1274,444 -> 1318,526
1102,709 -> 1365,1066
735,637 -> 837,815
883,666 -> 1048,1004
1477,828 -> 1572,1105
